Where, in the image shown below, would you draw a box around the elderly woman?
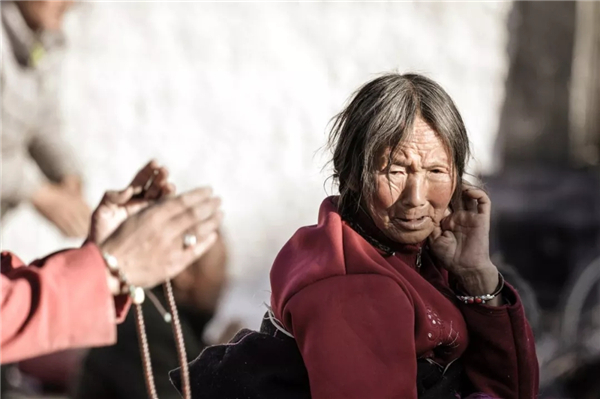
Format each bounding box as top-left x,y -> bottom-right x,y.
174,73 -> 538,399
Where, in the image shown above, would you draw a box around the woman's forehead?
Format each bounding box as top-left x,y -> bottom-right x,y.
385,132 -> 451,164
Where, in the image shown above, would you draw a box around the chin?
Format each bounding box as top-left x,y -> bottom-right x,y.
390,230 -> 431,245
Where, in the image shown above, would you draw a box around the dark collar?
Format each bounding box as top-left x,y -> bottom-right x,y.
342,204 -> 424,257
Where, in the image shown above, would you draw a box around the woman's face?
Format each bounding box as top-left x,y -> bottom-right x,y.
368,116 -> 455,244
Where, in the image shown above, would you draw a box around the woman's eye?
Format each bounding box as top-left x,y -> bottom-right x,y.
431,169 -> 444,174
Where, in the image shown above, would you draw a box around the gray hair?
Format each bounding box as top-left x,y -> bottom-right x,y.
328,73 -> 470,216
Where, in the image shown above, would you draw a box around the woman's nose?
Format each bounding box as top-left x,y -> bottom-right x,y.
400,175 -> 426,208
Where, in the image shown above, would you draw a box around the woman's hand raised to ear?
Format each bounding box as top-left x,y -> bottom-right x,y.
428,187 -> 500,301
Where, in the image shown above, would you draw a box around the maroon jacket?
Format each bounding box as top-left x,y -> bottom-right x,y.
270,197 -> 538,399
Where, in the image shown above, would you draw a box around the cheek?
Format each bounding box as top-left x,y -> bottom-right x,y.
428,180 -> 454,215
373,175 -> 403,210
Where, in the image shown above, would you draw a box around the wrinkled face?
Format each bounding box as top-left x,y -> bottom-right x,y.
18,1 -> 73,32
367,116 -> 455,244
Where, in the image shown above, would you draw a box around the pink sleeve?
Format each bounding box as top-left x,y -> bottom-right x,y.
1,243 -> 131,364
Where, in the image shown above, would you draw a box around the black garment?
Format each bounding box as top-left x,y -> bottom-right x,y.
170,313 -> 463,399
75,287 -> 213,399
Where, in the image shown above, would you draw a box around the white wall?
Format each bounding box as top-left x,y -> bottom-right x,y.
1,1 -> 512,335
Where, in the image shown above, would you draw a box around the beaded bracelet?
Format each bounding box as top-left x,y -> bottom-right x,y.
455,272 -> 505,304
102,251 -> 146,305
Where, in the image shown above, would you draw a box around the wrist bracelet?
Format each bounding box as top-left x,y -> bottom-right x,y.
455,271 -> 505,304
102,251 -> 146,305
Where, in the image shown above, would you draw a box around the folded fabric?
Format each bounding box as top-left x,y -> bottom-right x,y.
170,312 -> 469,399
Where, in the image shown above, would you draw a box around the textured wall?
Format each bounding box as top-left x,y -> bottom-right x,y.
1,1 -> 512,334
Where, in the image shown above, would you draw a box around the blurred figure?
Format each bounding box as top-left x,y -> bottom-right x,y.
74,233 -> 236,399
1,0 -> 90,237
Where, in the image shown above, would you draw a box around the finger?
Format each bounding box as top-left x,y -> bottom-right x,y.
444,207 -> 452,218
429,225 -> 442,242
173,231 -> 219,278
431,229 -> 456,244
174,211 -> 222,257
462,190 -> 478,213
144,167 -> 169,200
440,215 -> 455,231
130,160 -> 160,195
441,229 -> 455,242
124,198 -> 151,215
142,169 -> 160,196
153,187 -> 214,221
188,210 -> 223,241
161,182 -> 176,197
463,188 -> 491,215
102,186 -> 135,206
167,197 -> 222,239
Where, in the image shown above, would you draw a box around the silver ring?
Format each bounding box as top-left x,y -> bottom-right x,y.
183,233 -> 197,248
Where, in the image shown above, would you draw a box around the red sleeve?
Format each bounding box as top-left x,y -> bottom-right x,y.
459,283 -> 539,399
1,242 -> 131,364
281,274 -> 417,399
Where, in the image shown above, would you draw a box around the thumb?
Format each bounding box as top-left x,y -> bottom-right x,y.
444,207 -> 452,218
102,186 -> 135,206
430,225 -> 442,242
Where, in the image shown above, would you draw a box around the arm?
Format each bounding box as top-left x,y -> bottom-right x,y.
0,42 -> 78,201
1,243 -> 130,364
27,61 -> 90,236
460,284 -> 539,399
429,187 -> 539,397
0,152 -> 48,211
27,119 -> 90,237
29,53 -> 79,184
28,130 -> 79,185
280,274 -> 417,399
0,60 -> 49,211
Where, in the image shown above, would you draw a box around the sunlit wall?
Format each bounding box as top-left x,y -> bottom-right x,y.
1,1 -> 512,333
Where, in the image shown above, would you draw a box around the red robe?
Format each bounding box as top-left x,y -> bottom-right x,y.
1,242 -> 130,364
270,197 -> 538,399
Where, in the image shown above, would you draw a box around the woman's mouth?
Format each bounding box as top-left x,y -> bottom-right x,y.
394,216 -> 429,231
